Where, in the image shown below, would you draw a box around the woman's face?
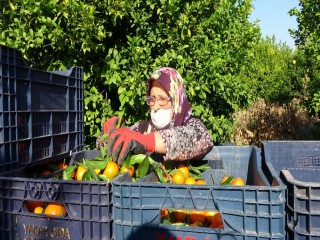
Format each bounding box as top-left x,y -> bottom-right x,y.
150,81 -> 172,110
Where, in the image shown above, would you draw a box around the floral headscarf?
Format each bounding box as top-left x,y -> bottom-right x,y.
146,67 -> 192,127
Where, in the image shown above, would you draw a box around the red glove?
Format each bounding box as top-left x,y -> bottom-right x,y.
103,116 -> 124,136
107,128 -> 155,164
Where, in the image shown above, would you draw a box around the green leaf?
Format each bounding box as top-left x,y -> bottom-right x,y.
136,155 -> 149,179
154,167 -> 167,183
82,171 -> 91,181
122,155 -> 132,168
221,176 -> 234,185
85,160 -> 100,181
130,154 -> 148,164
63,166 -> 77,180
46,164 -> 59,172
85,159 -> 107,170
100,145 -> 108,159
98,174 -> 110,182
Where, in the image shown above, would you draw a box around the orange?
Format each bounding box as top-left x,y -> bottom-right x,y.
220,176 -> 229,184
75,165 -> 101,180
160,209 -> 169,218
185,177 -> 196,185
172,210 -> 187,222
76,165 -> 88,180
42,170 -> 51,176
120,165 -> 135,177
189,210 -> 206,224
58,161 -> 67,170
103,161 -> 119,180
209,212 -> 223,228
33,206 -> 44,214
231,177 -> 245,186
196,179 -> 206,185
210,223 -> 224,229
172,172 -> 186,184
189,221 -> 203,227
44,203 -> 67,217
205,211 -> 219,223
177,164 -> 189,178
26,201 -> 44,212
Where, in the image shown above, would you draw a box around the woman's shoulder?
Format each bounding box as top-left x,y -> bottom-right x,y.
130,120 -> 151,133
184,116 -> 205,126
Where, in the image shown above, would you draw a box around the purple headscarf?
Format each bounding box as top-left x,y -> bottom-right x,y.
146,67 -> 192,127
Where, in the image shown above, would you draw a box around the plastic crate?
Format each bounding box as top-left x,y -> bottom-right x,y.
112,145 -> 286,240
0,45 -> 84,173
281,168 -> 320,240
262,140 -> 320,240
0,150 -> 113,240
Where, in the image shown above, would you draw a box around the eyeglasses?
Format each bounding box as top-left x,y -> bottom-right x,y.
146,96 -> 171,106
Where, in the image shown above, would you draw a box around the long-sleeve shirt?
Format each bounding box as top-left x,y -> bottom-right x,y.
130,117 -> 213,161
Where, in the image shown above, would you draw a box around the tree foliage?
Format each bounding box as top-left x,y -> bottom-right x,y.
1,0 -> 262,147
244,36 -> 303,103
289,0 -> 320,113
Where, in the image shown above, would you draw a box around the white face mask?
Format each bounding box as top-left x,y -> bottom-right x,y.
151,109 -> 172,129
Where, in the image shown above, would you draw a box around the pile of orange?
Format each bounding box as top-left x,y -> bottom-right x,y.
220,176 -> 245,186
171,165 -> 207,185
65,158 -> 139,182
67,161 -> 122,181
161,208 -> 224,229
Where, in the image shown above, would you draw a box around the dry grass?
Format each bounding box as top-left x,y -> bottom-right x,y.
231,99 -> 320,147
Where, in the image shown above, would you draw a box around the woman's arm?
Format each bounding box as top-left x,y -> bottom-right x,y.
158,118 -> 213,161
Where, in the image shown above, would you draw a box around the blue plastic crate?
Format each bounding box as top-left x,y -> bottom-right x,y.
0,150 -> 113,240
0,45 -> 84,173
281,168 -> 320,240
112,146 -> 286,240
262,141 -> 320,240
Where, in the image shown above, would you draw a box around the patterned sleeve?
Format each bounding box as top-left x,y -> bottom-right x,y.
129,122 -> 140,132
158,117 -> 214,161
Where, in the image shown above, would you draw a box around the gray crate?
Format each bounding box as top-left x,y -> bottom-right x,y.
113,146 -> 286,240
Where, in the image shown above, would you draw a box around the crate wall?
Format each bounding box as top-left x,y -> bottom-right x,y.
262,141 -> 320,240
0,150 -> 113,240
112,146 -> 286,240
0,45 -> 84,173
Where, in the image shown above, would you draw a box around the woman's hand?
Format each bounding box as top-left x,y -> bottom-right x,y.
107,128 -> 155,164
103,116 -> 125,135
96,116 -> 124,150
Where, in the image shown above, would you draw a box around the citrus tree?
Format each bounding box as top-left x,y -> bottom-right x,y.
243,36 -> 303,103
0,0 -> 260,146
289,0 -> 320,114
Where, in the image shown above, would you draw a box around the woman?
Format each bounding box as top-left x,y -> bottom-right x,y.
100,67 -> 213,164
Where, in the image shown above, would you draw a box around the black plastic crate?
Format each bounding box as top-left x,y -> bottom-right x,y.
262,141 -> 320,240
0,150 -> 113,240
0,45 -> 84,173
112,146 -> 286,240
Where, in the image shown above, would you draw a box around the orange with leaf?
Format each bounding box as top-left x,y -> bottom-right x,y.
120,164 -> 135,177
221,176 -> 245,186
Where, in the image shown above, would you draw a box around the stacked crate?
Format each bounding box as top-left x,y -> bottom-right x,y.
1,45 -> 295,240
0,45 -> 84,172
262,141 -> 320,239
0,45 -> 112,240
